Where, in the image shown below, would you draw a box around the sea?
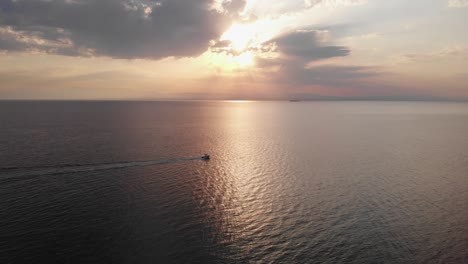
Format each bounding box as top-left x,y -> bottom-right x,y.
0,101 -> 467,263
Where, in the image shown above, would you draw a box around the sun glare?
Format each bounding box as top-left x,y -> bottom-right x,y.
234,51 -> 254,66
204,50 -> 254,69
221,23 -> 256,52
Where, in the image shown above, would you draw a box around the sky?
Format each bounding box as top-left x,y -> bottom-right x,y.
0,0 -> 467,100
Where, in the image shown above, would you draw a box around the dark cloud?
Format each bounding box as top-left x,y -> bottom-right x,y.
0,0 -> 245,59
0,25 -> 82,55
256,30 -> 377,88
0,28 -> 27,51
209,39 -> 234,54
268,30 -> 350,61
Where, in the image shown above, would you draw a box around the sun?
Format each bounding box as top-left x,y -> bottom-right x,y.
221,23 -> 256,52
204,22 -> 265,69
234,51 -> 254,66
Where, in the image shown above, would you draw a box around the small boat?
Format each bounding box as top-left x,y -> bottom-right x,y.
201,154 -> 210,160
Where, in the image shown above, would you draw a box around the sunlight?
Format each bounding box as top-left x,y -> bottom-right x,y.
234,51 -> 254,67
221,23 -> 256,52
220,18 -> 284,54
223,100 -> 256,103
203,50 -> 254,70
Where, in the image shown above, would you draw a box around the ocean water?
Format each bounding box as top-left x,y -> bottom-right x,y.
0,101 -> 467,263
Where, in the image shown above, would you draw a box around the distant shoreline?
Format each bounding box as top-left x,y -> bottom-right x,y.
1,99 -> 467,103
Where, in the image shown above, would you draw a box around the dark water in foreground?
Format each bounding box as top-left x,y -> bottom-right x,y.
0,101 -> 467,263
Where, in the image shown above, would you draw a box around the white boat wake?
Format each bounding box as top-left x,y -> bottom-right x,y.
0,157 -> 204,182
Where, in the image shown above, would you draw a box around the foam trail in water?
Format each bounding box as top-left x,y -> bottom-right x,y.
0,157 -> 203,182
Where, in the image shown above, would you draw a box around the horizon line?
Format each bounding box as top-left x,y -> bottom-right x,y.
1,98 -> 468,103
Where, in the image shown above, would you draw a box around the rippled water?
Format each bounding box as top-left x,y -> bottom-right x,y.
1,101 -> 467,263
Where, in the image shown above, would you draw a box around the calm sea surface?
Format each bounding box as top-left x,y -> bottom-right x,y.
0,101 -> 467,263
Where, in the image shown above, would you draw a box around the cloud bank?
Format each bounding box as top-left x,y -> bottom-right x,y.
0,0 -> 245,59
255,30 -> 376,88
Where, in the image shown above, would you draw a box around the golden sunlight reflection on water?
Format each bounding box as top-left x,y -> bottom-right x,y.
206,102 -> 302,259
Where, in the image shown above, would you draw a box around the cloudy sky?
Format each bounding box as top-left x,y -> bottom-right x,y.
0,0 -> 467,100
